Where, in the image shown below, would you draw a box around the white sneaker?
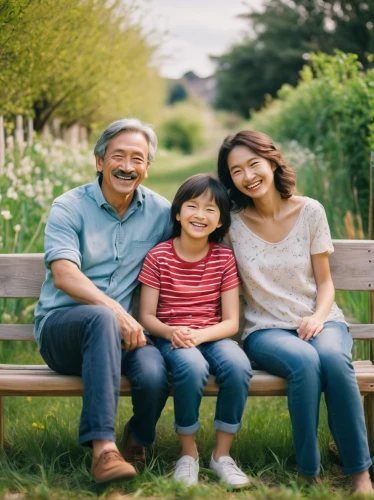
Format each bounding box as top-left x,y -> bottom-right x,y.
210,455 -> 250,489
173,455 -> 199,486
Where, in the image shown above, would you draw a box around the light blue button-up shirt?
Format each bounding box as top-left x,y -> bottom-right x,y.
33,178 -> 172,346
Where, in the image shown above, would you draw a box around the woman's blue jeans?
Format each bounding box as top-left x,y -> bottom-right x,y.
39,305 -> 170,447
155,338 -> 252,435
243,321 -> 371,476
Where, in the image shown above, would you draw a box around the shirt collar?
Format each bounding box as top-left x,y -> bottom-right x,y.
92,177 -> 107,207
92,177 -> 144,208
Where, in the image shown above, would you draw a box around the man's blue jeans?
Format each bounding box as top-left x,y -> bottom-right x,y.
243,321 -> 372,476
155,338 -> 252,435
39,305 -> 170,447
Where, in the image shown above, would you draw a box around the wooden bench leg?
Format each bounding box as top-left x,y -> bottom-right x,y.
364,394 -> 374,457
0,396 -> 4,451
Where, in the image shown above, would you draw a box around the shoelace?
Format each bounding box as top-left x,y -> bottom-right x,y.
102,450 -> 121,463
176,461 -> 195,478
220,459 -> 246,478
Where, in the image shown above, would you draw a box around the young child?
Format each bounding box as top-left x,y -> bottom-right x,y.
138,174 -> 251,488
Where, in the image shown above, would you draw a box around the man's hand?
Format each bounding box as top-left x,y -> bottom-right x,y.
50,260 -> 146,350
110,300 -> 146,350
298,314 -> 325,341
170,327 -> 197,349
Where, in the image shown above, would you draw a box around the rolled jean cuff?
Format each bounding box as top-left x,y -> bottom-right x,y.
214,419 -> 242,434
79,431 -> 116,447
342,459 -> 373,475
297,465 -> 320,477
131,428 -> 153,448
174,421 -> 200,435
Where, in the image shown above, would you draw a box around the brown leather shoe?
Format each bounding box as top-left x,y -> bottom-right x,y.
91,449 -> 137,483
121,421 -> 146,468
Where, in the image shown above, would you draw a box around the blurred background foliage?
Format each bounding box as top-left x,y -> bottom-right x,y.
0,0 -> 165,129
249,51 -> 374,237
213,0 -> 374,116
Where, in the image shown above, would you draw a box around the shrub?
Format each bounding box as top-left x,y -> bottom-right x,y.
160,106 -> 205,154
249,51 -> 374,235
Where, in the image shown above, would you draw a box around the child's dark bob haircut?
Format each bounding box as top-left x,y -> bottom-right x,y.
171,174 -> 232,243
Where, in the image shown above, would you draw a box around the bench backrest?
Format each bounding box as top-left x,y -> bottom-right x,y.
1,240 -> 374,342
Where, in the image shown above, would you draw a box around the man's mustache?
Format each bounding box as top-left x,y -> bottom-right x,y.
112,169 -> 138,179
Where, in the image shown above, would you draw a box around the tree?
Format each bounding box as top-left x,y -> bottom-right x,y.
167,82 -> 188,105
0,0 -> 165,128
214,0 -> 374,116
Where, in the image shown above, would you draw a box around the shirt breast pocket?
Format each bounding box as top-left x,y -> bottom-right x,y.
131,237 -> 160,260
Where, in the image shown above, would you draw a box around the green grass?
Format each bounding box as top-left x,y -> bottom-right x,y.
1,393 -> 357,499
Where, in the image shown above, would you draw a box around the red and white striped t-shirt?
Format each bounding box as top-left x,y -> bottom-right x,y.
138,238 -> 240,329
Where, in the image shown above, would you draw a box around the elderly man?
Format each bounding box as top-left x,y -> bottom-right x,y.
33,119 -> 171,483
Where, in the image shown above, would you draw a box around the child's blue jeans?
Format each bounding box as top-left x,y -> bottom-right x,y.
155,337 -> 252,435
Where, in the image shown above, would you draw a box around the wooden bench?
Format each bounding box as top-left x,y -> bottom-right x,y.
1,240 -> 374,453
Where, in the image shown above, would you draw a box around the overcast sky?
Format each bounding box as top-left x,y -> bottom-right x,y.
138,0 -> 263,79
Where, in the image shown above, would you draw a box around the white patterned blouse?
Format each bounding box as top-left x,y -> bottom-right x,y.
228,197 -> 347,340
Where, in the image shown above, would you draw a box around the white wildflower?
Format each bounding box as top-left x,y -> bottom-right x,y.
71,173 -> 82,182
20,156 -> 34,175
24,184 -> 35,198
6,187 -> 18,200
1,210 -> 12,220
6,171 -> 16,183
35,181 -> 44,195
13,224 -> 21,233
6,136 -> 14,150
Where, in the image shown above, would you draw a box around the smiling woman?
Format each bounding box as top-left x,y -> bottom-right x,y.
217,129 -> 374,494
218,130 -> 295,213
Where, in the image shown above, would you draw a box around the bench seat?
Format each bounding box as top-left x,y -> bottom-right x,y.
1,241 -> 374,452
1,361 -> 374,397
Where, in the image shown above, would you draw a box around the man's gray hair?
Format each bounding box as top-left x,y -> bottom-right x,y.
94,118 -> 157,162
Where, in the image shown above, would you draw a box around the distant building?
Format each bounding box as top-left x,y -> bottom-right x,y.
182,71 -> 216,106
166,71 -> 216,107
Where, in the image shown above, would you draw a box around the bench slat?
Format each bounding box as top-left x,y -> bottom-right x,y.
0,365 -> 373,397
2,323 -> 374,341
0,371 -> 285,396
0,254 -> 45,298
0,325 -> 36,341
1,359 -> 372,373
1,241 -> 374,298
330,240 -> 374,291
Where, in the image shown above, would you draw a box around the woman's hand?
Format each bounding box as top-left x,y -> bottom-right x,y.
298,314 -> 325,341
170,327 -> 197,349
